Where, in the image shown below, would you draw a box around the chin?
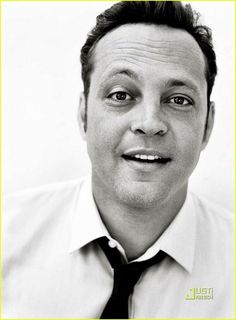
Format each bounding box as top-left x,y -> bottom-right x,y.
115,181 -> 170,209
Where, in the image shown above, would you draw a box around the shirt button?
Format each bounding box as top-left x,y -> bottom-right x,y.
108,240 -> 117,248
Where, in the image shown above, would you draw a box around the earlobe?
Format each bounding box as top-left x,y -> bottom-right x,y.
77,92 -> 87,141
201,101 -> 215,150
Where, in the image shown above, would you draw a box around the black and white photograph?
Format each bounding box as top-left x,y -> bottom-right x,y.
2,1 -> 234,318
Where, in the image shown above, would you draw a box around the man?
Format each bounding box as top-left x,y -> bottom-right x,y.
3,1 -> 234,318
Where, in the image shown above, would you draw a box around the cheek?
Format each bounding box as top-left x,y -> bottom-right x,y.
85,112 -> 123,162
176,120 -> 205,165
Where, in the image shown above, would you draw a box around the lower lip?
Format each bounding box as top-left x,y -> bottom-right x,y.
122,157 -> 171,173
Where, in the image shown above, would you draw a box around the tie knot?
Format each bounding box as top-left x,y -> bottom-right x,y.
115,261 -> 147,277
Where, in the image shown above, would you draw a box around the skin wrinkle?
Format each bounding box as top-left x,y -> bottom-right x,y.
113,48 -> 191,58
99,52 -> 196,66
97,34 -> 202,58
113,43 -> 191,52
112,43 -> 195,55
110,50 -> 195,63
96,43 -> 198,63
96,51 -> 200,69
110,37 -> 195,45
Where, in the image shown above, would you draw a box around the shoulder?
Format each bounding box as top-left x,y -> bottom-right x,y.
2,177 -> 87,252
186,193 -> 234,313
2,177 -> 90,317
190,192 -> 233,229
3,178 -> 85,217
190,191 -> 234,265
4,178 -> 85,206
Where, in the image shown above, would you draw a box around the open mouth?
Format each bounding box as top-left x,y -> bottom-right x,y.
122,154 -> 171,164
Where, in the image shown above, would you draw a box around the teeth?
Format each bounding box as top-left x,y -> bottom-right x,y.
133,154 -> 160,160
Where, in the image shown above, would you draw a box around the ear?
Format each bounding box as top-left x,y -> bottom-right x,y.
77,92 -> 87,141
201,101 -> 215,150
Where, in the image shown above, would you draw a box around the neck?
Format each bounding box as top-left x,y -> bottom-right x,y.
92,182 -> 187,261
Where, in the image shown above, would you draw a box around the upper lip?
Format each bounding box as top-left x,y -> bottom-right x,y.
122,148 -> 170,159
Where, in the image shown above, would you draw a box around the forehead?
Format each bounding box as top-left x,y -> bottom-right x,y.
90,23 -> 207,91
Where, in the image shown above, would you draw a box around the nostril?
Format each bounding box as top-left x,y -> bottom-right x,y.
157,129 -> 166,136
132,127 -> 167,136
135,129 -> 145,135
130,118 -> 168,136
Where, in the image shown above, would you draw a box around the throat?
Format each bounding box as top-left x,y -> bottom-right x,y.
96,200 -> 178,260
92,175 -> 188,260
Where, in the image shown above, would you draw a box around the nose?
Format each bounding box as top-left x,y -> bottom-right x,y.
130,102 -> 168,136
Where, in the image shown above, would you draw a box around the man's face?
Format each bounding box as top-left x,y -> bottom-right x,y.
79,24 -> 214,208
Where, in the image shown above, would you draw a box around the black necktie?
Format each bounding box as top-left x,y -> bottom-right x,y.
97,237 -> 166,319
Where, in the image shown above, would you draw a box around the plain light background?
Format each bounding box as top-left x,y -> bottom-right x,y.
2,1 -> 235,211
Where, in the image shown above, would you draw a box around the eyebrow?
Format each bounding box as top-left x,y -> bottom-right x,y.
103,69 -> 200,93
105,68 -> 140,81
164,79 -> 200,94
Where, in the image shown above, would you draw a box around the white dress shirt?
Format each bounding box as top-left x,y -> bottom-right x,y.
2,177 -> 234,318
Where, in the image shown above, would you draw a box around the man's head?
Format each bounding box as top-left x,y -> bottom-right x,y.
80,1 -> 217,115
78,1 -> 216,209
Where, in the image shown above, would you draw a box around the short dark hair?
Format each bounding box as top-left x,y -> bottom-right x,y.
80,1 -> 217,104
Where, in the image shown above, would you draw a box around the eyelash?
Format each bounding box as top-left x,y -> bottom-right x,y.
107,91 -> 133,102
106,90 -> 193,108
166,95 -> 193,107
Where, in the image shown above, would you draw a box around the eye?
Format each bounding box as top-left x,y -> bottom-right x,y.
168,96 -> 193,106
107,91 -> 133,102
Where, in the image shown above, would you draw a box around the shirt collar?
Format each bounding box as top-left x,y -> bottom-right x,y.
69,176 -> 109,253
69,177 -> 196,273
138,192 -> 196,273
